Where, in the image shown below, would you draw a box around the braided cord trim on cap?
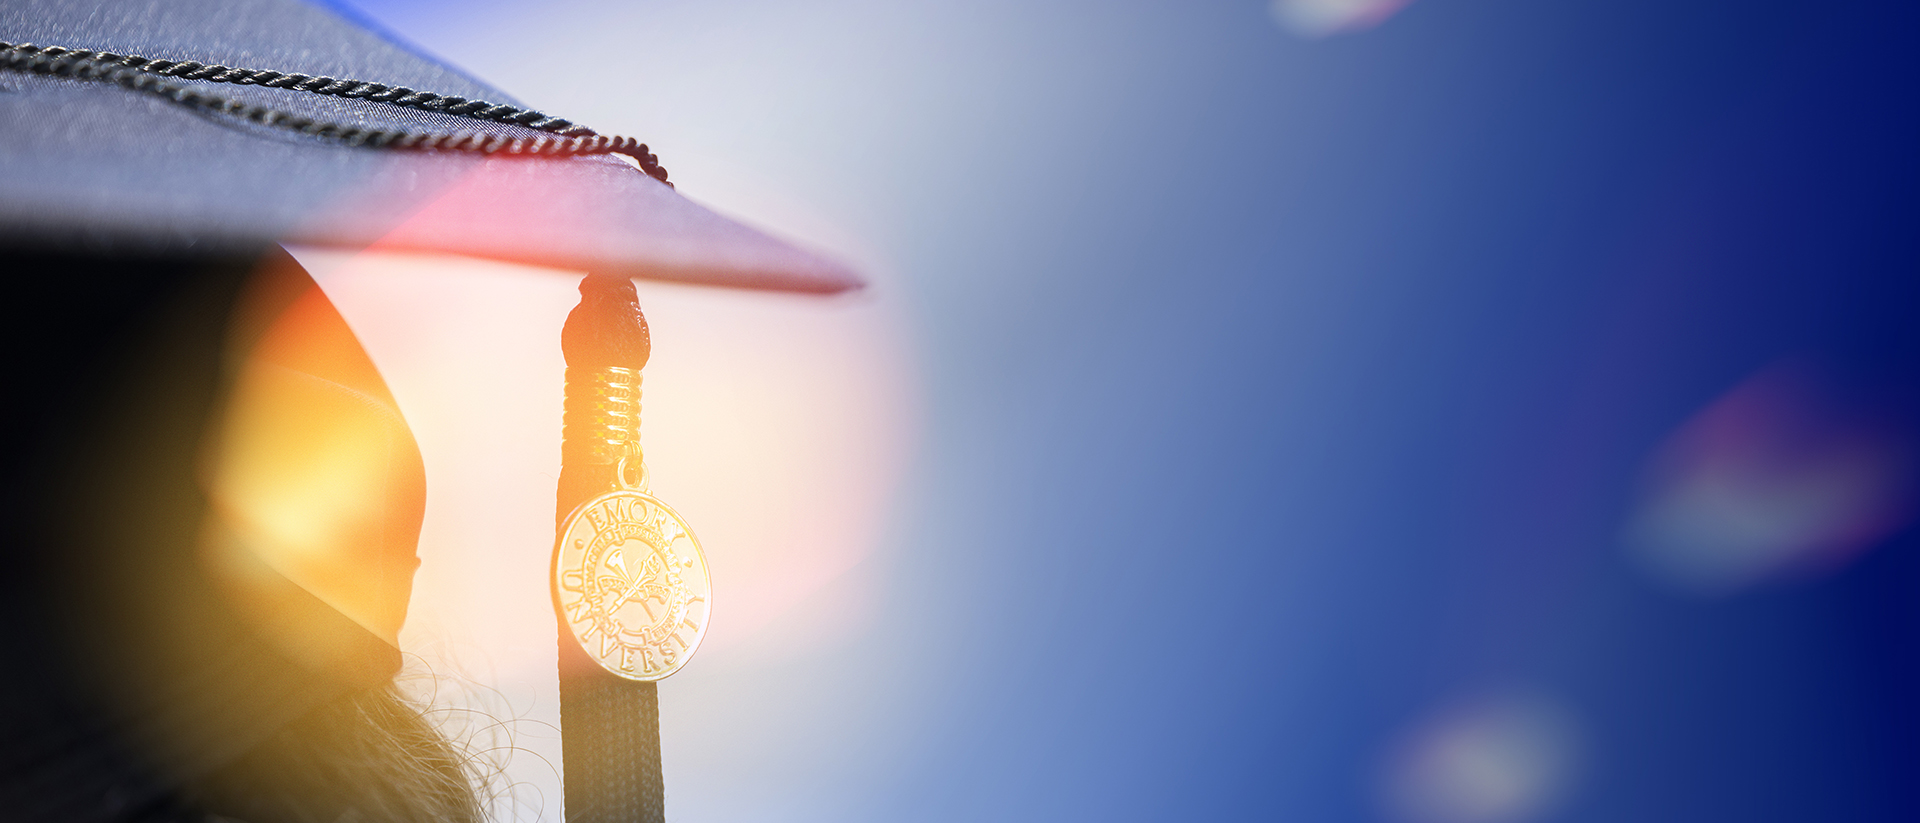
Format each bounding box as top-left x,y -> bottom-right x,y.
7,42 -> 593,135
0,41 -> 671,186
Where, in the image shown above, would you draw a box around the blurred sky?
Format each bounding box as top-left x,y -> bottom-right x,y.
319,0 -> 1920,820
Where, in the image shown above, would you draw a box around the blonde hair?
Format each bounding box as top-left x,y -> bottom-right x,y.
182,683 -> 482,823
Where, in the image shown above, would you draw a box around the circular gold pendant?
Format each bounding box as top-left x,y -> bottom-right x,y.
553,488 -> 711,681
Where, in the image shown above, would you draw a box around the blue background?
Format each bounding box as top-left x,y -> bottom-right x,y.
349,0 -> 1920,819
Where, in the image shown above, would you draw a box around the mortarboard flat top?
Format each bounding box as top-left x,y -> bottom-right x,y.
0,0 -> 860,293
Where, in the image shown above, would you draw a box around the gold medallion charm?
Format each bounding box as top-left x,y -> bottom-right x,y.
553,459 -> 710,681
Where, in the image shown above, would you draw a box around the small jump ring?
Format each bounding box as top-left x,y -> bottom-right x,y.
613,454 -> 649,491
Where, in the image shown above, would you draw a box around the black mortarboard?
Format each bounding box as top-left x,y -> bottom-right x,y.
0,1 -> 859,820
0,0 -> 859,292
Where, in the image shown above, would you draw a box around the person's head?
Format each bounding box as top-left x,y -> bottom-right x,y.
0,248 -> 478,822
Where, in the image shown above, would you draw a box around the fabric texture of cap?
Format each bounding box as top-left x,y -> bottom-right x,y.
0,0 -> 861,293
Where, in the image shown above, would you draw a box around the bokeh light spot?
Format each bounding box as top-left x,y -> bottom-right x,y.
1270,0 -> 1414,38
1623,361 -> 1914,595
1379,691 -> 1582,823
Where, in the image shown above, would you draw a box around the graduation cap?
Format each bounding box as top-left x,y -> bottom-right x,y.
0,1 -> 859,820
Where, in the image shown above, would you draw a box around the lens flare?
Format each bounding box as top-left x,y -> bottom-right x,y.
1270,0 -> 1414,38
1379,692 -> 1582,823
294,245 -> 915,817
1623,361 -> 1914,595
200,263 -> 426,672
